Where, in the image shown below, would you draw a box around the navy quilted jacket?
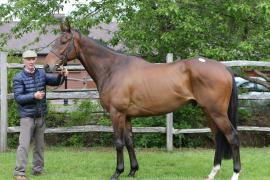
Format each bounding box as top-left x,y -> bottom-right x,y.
13,68 -> 63,118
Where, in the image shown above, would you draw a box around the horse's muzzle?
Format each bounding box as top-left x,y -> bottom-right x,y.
43,64 -> 57,73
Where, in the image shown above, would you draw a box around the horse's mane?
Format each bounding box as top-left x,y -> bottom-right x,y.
74,29 -> 124,55
90,37 -> 119,52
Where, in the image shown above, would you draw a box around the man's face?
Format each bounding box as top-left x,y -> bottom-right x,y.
23,57 -> 37,70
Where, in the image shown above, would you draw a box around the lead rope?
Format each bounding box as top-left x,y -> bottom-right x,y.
47,66 -> 67,92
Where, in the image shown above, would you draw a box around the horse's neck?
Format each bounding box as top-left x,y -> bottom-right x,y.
78,37 -> 121,90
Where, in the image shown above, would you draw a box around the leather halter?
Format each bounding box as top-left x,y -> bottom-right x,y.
50,31 -> 79,69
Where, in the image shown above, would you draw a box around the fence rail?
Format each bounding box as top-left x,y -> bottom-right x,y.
6,91 -> 270,100
7,63 -> 86,70
7,91 -> 100,100
0,52 -> 8,152
7,125 -> 270,134
1,52 -> 270,152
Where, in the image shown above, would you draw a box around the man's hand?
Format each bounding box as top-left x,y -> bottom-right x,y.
34,91 -> 45,100
58,68 -> 69,77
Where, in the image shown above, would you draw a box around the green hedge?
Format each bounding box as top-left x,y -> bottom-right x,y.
8,92 -> 263,149
8,98 -> 210,148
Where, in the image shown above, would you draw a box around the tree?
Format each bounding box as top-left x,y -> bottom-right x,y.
1,0 -> 270,61
1,1 -> 270,85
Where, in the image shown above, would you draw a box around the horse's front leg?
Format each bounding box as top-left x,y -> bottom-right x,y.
110,109 -> 126,180
125,118 -> 139,177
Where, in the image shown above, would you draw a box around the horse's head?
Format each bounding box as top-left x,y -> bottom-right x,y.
44,21 -> 79,73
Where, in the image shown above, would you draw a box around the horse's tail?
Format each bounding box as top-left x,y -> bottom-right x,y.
215,71 -> 238,159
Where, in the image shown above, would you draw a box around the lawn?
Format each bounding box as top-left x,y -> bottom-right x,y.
1,147 -> 270,180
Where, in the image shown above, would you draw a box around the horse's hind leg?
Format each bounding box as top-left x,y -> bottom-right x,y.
208,112 -> 240,180
206,118 -> 221,180
227,126 -> 240,180
110,109 -> 126,180
125,118 -> 139,177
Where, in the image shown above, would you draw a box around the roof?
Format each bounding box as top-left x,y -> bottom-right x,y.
0,21 -> 123,54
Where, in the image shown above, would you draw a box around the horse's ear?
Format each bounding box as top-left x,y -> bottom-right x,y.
65,18 -> 71,33
60,23 -> 65,32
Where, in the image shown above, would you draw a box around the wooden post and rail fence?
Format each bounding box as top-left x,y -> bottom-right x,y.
1,52 -> 270,152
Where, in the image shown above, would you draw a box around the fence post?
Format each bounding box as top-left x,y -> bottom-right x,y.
166,53 -> 173,152
0,52 -> 8,152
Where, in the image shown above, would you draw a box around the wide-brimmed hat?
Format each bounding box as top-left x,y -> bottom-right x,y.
22,50 -> 37,58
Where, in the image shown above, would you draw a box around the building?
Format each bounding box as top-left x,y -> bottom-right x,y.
0,21 -> 122,89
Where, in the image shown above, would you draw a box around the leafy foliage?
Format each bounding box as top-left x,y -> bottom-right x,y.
68,100 -> 102,125
1,1 -> 270,61
45,100 -> 207,148
7,56 -> 20,128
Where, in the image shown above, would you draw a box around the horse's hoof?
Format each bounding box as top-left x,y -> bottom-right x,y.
128,170 -> 136,177
231,172 -> 239,180
110,176 -> 118,180
205,176 -> 214,180
110,171 -> 121,180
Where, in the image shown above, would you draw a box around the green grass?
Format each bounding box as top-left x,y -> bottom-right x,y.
1,147 -> 270,180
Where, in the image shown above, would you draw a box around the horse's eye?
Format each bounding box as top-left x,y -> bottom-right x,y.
60,39 -> 66,45
60,35 -> 68,44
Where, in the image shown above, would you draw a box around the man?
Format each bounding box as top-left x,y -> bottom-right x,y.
13,50 -> 68,180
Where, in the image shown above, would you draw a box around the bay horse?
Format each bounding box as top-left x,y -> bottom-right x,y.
44,23 -> 240,180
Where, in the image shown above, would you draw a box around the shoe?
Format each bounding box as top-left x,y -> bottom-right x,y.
32,171 -> 43,176
13,175 -> 27,180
